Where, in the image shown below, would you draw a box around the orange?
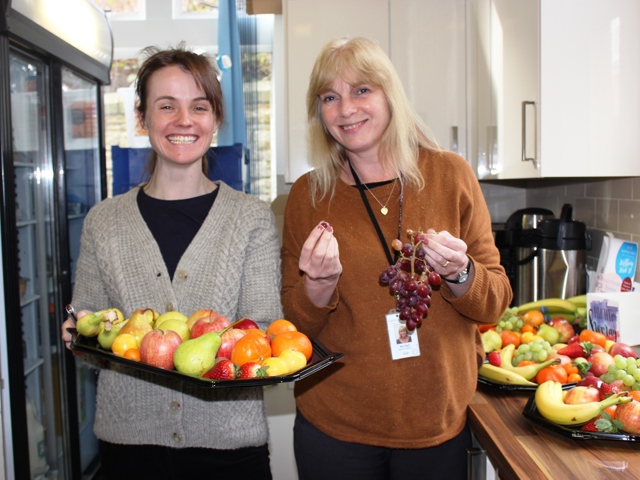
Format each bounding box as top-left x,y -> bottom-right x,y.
244,328 -> 268,338
499,331 -> 521,349
535,364 -> 568,384
123,348 -> 141,362
578,329 -> 607,348
521,324 -> 537,334
628,391 -> 640,402
522,310 -> 544,327
231,334 -> 272,366
111,333 -> 138,357
271,331 -> 313,361
266,319 -> 297,339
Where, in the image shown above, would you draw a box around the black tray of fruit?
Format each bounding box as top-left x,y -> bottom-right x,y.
522,394 -> 640,442
69,329 -> 344,388
477,375 -> 539,392
477,376 -> 577,392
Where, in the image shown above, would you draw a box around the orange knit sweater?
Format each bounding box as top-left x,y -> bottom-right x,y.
281,149 -> 512,449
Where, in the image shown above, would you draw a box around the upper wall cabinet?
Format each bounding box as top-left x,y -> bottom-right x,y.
390,0 -> 467,160
471,0 -> 640,179
284,0 -> 390,183
284,0 -> 468,183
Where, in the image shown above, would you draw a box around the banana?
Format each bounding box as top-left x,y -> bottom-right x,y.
535,380 -> 632,426
517,298 -> 578,315
543,313 -> 576,323
76,311 -> 104,337
478,364 -> 538,387
565,294 -> 587,308
97,307 -> 125,325
498,344 -> 560,380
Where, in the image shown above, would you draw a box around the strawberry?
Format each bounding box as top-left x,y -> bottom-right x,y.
487,351 -> 501,367
598,382 -> 620,400
203,359 -> 239,380
238,361 -> 268,379
557,341 -> 594,359
581,419 -> 599,432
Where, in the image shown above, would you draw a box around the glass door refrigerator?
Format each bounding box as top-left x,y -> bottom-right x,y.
0,1 -> 112,478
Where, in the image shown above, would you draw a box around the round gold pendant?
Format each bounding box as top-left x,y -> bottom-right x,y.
381,207 -> 388,215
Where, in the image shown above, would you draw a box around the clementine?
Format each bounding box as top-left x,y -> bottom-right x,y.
266,319 -> 297,339
231,334 -> 272,366
271,331 -> 313,361
499,330 -> 521,349
123,348 -> 141,362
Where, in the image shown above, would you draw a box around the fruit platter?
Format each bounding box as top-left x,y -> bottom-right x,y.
68,306 -> 344,388
477,295 -> 639,392
522,380 -> 640,442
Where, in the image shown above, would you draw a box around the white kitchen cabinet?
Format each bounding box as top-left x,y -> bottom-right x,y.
390,0 -> 468,159
284,0 -> 469,183
471,0 -> 640,179
284,0 -> 390,183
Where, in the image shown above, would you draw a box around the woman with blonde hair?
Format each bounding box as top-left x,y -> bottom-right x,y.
281,36 -> 511,479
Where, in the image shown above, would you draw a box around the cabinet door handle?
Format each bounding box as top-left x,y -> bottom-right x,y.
466,447 -> 487,480
521,100 -> 537,167
487,125 -> 497,173
451,126 -> 459,154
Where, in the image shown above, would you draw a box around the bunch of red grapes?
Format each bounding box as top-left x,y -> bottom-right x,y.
378,230 -> 441,331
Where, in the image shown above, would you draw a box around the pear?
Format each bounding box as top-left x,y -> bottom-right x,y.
119,312 -> 154,347
173,331 -> 222,377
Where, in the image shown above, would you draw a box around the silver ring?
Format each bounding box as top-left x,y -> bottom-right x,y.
442,260 -> 450,268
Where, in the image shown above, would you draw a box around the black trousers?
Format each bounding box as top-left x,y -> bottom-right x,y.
98,440 -> 272,480
294,410 -> 472,480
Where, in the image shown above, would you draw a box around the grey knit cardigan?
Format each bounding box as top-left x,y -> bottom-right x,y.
72,183 -> 283,449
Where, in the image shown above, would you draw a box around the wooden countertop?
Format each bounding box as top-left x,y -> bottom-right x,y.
468,384 -> 640,479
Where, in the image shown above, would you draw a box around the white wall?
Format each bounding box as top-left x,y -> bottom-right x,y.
108,0 -> 219,59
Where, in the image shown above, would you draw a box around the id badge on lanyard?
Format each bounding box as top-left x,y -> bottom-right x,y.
386,312 -> 421,360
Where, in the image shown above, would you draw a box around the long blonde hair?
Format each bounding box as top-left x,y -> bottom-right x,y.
306,36 -> 439,204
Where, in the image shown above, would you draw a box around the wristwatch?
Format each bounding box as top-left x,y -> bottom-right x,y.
444,258 -> 471,284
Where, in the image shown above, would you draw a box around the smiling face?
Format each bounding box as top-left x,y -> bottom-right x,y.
319,76 -> 391,160
140,65 -> 218,168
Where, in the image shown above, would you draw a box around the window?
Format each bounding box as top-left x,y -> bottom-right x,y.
92,0 -> 146,20
172,0 -> 218,19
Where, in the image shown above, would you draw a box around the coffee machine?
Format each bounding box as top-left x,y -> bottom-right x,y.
494,204 -> 592,306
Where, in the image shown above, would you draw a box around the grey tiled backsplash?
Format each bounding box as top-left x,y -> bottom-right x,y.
480,178 -> 640,283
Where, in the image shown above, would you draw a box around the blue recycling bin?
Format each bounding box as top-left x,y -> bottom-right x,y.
111,143 -> 244,195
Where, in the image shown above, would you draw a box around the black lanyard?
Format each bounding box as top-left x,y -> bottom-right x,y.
348,160 -> 403,266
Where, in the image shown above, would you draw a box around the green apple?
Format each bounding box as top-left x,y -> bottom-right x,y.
155,311 -> 188,329
157,319 -> 190,342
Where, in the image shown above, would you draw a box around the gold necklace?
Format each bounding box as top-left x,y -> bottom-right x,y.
361,177 -> 397,215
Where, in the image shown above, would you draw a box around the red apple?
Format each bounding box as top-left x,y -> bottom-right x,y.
216,328 -> 246,359
615,400 -> 640,434
553,354 -> 572,366
563,386 -> 601,405
608,342 -> 638,360
589,344 -> 605,355
190,314 -> 232,339
233,317 -> 260,330
608,379 -> 629,392
186,309 -> 219,330
547,317 -> 576,344
587,351 -> 616,377
568,335 -> 580,344
139,328 -> 182,370
576,376 -> 602,389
